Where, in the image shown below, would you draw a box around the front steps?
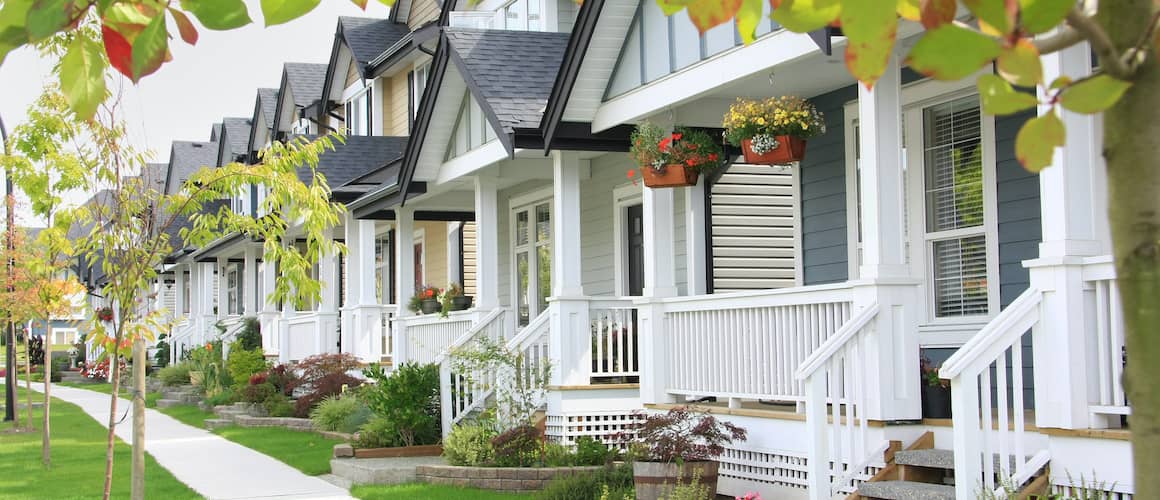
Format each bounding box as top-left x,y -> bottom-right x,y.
156,385 -> 200,408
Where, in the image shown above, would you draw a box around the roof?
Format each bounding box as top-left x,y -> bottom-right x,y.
258,88 -> 278,127
165,141 -> 218,195
210,123 -> 223,142
444,28 -> 570,133
218,117 -> 252,165
339,17 -> 410,69
290,135 -> 408,187
284,63 -> 328,108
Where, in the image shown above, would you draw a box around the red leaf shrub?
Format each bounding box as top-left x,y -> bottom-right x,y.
292,372 -> 362,418
621,406 -> 747,462
289,353 -> 362,392
492,424 -> 544,467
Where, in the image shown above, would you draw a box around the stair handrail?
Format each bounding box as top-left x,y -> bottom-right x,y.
795,303 -> 880,380
437,307 -> 509,436
432,307 -> 506,366
940,288 -> 1042,380
505,307 -> 551,353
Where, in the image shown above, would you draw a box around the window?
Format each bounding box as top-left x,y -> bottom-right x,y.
500,0 -> 542,31
512,199 -> 551,326
446,93 -> 497,159
292,116 -> 311,135
344,83 -> 372,136
226,264 -> 241,315
375,233 -> 392,304
410,64 -> 429,120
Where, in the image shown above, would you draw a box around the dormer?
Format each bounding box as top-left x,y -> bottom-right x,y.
271,63 -> 327,140
317,17 -> 411,137
246,88 -> 279,163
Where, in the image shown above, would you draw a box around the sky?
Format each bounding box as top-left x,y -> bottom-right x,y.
0,1 -> 392,225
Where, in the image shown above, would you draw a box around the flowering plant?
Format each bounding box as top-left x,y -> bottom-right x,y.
723,96 -> 826,152
95,307 -> 114,322
628,123 -> 721,176
921,357 -> 949,388
407,285 -> 443,313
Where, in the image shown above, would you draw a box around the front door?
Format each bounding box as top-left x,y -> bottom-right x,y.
626,204 -> 644,296
413,239 -> 424,292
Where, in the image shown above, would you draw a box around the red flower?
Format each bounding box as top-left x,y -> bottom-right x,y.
206,343 -> 213,351
708,153 -> 718,162
626,170 -> 636,178
672,133 -> 683,141
685,159 -> 696,166
658,137 -> 672,152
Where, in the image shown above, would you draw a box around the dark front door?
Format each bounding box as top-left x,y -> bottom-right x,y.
627,204 -> 644,296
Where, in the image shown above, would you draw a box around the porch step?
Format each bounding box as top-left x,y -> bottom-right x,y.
894,449 -> 954,469
856,480 -> 955,500
155,399 -> 189,409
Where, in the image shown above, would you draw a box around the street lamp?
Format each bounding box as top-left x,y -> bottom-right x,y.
0,114 -> 14,423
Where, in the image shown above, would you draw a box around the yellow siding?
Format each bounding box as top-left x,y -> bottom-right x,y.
462,222 -> 477,296
385,72 -> 410,136
417,221 -> 448,288
345,62 -> 360,87
408,0 -> 439,30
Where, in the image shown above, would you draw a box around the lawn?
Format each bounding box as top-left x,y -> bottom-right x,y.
0,387 -> 200,500
58,381 -> 162,408
351,483 -> 530,499
157,404 -> 213,428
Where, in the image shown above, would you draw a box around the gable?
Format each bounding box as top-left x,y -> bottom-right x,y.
446,91 -> 499,160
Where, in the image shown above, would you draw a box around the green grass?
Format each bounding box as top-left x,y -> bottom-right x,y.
351,483 -> 531,499
214,426 -> 342,475
157,405 -> 213,428
57,381 -> 161,408
0,387 -> 200,500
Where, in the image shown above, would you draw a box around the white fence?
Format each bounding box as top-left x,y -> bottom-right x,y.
1084,258 -> 1130,424
398,310 -> 477,366
438,308 -> 510,434
589,298 -> 639,381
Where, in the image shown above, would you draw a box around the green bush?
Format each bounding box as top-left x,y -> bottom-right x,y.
353,416 -> 397,448
543,442 -> 574,466
310,394 -> 371,433
263,393 -> 294,417
205,387 -> 238,407
242,381 -> 277,404
154,335 -> 171,368
360,362 -> 440,446
443,421 -> 498,466
536,464 -> 634,500
157,362 -> 192,386
235,317 -> 262,351
226,345 -> 268,389
492,424 -> 542,467
574,436 -> 618,466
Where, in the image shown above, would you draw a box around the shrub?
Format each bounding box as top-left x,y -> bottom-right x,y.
310,394 -> 371,433
492,424 -> 543,467
360,363 -> 440,447
157,362 -> 192,386
263,393 -> 294,417
241,381 -> 276,404
292,372 -> 362,418
542,442 -> 574,467
290,352 -> 362,392
235,317 -> 262,351
443,421 -> 498,466
154,335 -> 170,368
226,345 -> 268,389
354,416 -> 397,448
625,406 -> 747,462
205,387 -> 238,407
575,436 -> 617,466
265,364 -> 299,396
536,464 -> 634,500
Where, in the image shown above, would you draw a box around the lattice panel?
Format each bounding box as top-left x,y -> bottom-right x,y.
545,412 -> 641,449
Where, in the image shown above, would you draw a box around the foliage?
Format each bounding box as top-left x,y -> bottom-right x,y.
360,363 -> 441,447
263,364 -> 300,397
450,336 -> 551,428
353,416 -> 396,448
535,463 -> 635,500
408,284 -> 442,313
263,394 -> 295,418
622,406 -> 747,463
722,96 -> 826,147
628,124 -> 721,174
658,468 -> 710,500
290,352 -> 362,392
310,394 -> 371,434
241,382 -> 277,404
157,362 -> 192,386
235,317 -> 262,352
492,424 -> 543,467
27,335 -> 45,366
154,335 -> 170,368
443,421 -> 499,466
574,436 -> 618,466
204,388 -> 238,407
226,345 -> 268,390
921,357 -> 949,388
188,342 -> 231,398
293,372 -> 362,418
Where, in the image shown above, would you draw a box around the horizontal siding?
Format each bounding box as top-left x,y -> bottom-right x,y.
799,85 -> 857,285
462,222 -> 477,296
386,72 -> 410,136
994,109 -> 1040,308
710,165 -> 798,292
408,0 -> 439,30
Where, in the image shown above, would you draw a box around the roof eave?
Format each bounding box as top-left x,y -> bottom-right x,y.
540,0 -> 607,154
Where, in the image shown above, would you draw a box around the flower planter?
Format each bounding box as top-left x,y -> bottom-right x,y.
419,299 -> 442,315
742,136 -> 807,165
449,295 -> 473,311
921,384 -> 952,419
633,461 -> 718,500
640,164 -> 698,188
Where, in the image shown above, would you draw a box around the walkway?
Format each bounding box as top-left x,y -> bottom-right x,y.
30,382 -> 356,500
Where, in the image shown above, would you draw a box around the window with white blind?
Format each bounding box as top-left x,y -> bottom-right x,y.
226,264 -> 241,315
344,83 -> 372,137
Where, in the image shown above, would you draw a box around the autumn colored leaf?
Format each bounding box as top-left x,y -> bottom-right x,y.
1058,74 -> 1132,114
769,0 -> 840,33
1015,109 -> 1064,172
0,0 -> 33,65
736,0 -> 763,43
962,0 -> 1016,35
26,0 -> 82,41
180,0 -> 253,30
919,0 -> 955,28
260,0 -> 321,27
169,8 -> 199,45
896,0 -> 920,21
659,0 -> 743,32
101,24 -> 133,78
906,24 -> 1000,80
1018,0 -> 1073,34
997,39 -> 1041,87
102,2 -> 152,39
841,0 -> 898,88
130,12 -> 168,81
977,74 -> 1039,114
350,0 -> 368,8
376,0 -> 398,6
59,35 -> 108,119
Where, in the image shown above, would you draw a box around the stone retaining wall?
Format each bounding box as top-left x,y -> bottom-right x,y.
415,465 -> 604,493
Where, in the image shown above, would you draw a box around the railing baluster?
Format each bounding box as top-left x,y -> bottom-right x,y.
996,349 -> 1010,478
981,366 -> 995,492
1109,284 -> 1126,407
1012,339 -> 1025,475
1096,281 -> 1111,406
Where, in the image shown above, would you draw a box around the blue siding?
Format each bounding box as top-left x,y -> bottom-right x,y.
800,85 -> 858,285
994,109 -> 1040,307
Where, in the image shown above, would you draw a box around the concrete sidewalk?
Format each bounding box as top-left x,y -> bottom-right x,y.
24,381 -> 356,500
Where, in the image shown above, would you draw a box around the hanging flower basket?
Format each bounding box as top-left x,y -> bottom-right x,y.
96,307 -> 114,322
741,135 -> 808,164
628,123 -> 721,189
640,164 -> 699,188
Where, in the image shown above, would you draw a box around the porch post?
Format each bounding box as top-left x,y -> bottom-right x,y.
278,239 -> 294,363
639,183 -> 678,405
474,176 -> 500,310
174,265 -> 187,318
258,251 -> 279,355
341,215 -> 359,355
393,206 -> 416,364
685,177 -> 708,296
447,222 -> 462,288
854,53 -> 921,421
198,262 -> 217,344
343,214 -> 383,362
550,151 -> 590,386
243,246 -> 258,317
317,227 -> 340,355
1028,41 -> 1103,429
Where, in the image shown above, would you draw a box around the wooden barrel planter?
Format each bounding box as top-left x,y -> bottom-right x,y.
633,461 -> 718,500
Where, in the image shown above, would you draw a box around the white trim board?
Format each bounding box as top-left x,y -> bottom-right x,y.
612,182 -> 643,296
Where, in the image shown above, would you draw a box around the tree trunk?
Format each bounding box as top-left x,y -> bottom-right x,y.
7,320 -> 15,427
131,336 -> 145,500
43,320 -> 50,468
102,347 -> 121,500
1100,1 -> 1160,498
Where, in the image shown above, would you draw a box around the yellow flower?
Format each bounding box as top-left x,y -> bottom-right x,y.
756,117 -> 765,125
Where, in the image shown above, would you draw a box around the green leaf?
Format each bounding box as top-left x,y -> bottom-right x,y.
840,0 -> 898,88
130,13 -> 168,81
769,0 -> 840,33
180,0 -> 252,30
26,0 -> 80,41
906,24 -> 1000,80
1048,75 -> 1071,89
1018,0 -> 1072,34
737,0 -> 763,43
260,0 -> 320,27
658,0 -> 743,32
0,0 -> 33,64
1015,110 -> 1064,172
977,74 -> 1039,114
59,35 -> 108,119
375,0 -> 397,6
996,39 -> 1041,87
962,0 -> 1015,35
896,0 -> 920,21
1058,74 -> 1132,114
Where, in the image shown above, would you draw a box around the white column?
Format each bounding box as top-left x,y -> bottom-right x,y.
1029,41 -> 1102,429
343,214 -> 362,310
642,188 -> 677,298
174,265 -> 187,318
243,246 -> 258,317
474,176 -> 500,310
278,240 -> 294,363
258,251 -> 279,354
357,220 -> 378,304
216,257 -> 228,319
447,222 -> 462,287
684,177 -> 708,296
317,227 -> 340,354
197,262 -> 216,343
549,151 -> 590,387
393,207 -> 415,364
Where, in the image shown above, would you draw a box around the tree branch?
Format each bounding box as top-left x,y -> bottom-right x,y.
1034,26 -> 1086,55
1066,9 -> 1136,79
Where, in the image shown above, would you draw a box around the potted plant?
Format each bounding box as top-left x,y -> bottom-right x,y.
95,306 -> 114,322
411,285 -> 442,315
442,283 -> 473,312
628,123 -> 722,188
920,357 -> 951,419
624,406 -> 747,500
723,96 -> 826,165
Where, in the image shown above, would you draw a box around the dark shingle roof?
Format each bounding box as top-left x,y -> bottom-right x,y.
258,88 -> 278,127
166,141 -> 218,195
289,135 -> 408,187
284,63 -> 328,108
445,29 -> 570,133
339,17 -> 410,67
220,117 -> 252,164
210,123 -> 223,142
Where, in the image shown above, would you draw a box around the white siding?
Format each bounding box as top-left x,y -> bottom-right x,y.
710,164 -> 799,292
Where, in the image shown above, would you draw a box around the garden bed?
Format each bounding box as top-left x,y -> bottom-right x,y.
336,443 -> 444,459
415,464 -> 604,493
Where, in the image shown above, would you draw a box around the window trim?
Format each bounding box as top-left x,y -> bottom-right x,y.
508,187 -> 554,325
612,182 -> 643,296
342,80 -> 373,137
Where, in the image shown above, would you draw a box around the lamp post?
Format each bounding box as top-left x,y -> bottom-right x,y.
1,114 -> 14,423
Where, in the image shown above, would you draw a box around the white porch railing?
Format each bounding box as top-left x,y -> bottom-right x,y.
503,309 -> 552,422
1084,257 -> 1130,422
438,308 -> 510,435
941,288 -> 1049,499
589,298 -> 639,381
658,283 -> 854,403
286,313 -> 319,361
217,316 -> 246,356
399,310 -> 478,366
168,318 -> 196,361
796,304 -> 886,499
380,305 -> 396,363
